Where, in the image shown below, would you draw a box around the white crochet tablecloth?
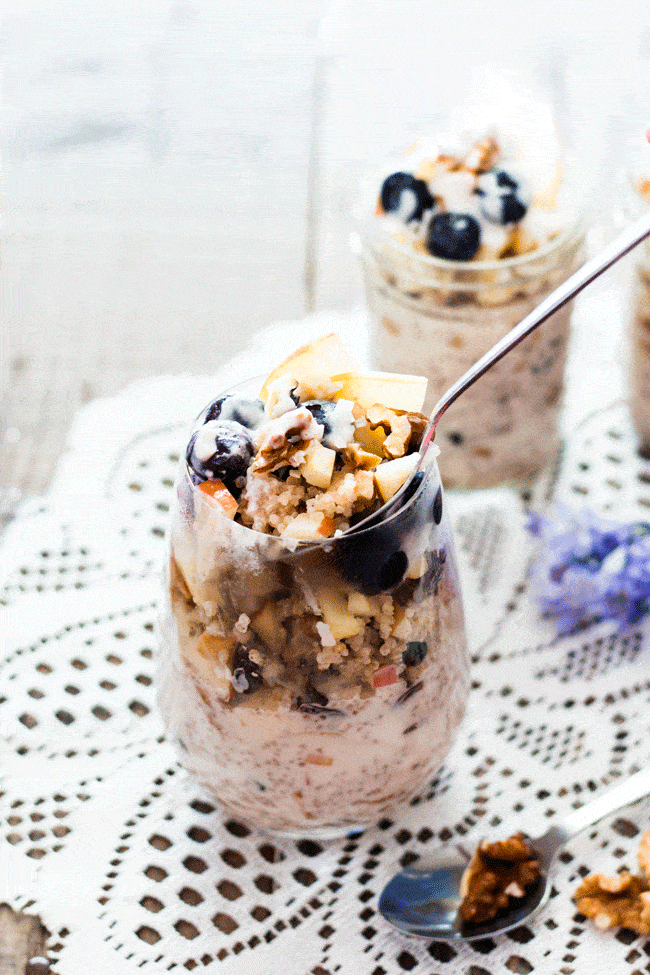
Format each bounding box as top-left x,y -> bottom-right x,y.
4,305 -> 650,975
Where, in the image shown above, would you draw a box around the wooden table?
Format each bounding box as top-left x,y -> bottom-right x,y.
2,0 -> 648,968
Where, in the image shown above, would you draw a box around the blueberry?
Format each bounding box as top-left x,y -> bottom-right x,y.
475,167 -> 530,226
204,394 -> 265,430
402,640 -> 428,667
186,420 -> 254,495
433,486 -> 443,525
447,431 -> 464,446
231,646 -> 263,694
426,213 -> 481,261
302,400 -> 335,437
380,172 -> 435,223
335,473 -> 430,595
302,400 -> 354,450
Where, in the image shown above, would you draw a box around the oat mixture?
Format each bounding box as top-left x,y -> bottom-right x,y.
158,335 -> 469,835
361,132 -> 584,489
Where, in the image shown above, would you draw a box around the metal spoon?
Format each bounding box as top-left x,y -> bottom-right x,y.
379,765 -> 650,941
346,211 -> 650,534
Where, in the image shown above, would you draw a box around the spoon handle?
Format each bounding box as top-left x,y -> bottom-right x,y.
561,766 -> 650,839
420,211 -> 650,454
531,766 -> 650,871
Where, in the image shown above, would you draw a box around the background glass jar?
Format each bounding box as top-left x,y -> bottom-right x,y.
158,383 -> 469,839
358,216 -> 586,490
620,169 -> 650,449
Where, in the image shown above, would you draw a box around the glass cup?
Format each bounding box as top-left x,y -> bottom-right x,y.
158,379 -> 469,838
620,169 -> 650,449
359,218 -> 586,490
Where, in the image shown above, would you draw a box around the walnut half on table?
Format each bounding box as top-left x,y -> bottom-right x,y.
573,830 -> 650,935
459,832 -> 540,925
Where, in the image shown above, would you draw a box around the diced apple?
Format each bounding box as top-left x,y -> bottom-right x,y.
331,371 -> 428,412
197,479 -> 238,519
374,454 -> 418,502
259,333 -> 358,400
354,422 -> 387,456
347,592 -> 375,616
406,555 -> 428,580
300,439 -> 336,489
372,664 -> 398,688
304,753 -> 333,766
317,589 -> 362,640
250,601 -> 286,651
182,632 -> 236,700
280,511 -> 337,540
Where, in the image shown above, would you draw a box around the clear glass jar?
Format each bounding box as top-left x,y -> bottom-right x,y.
359,212 -> 586,490
158,380 -> 469,838
620,169 -> 650,449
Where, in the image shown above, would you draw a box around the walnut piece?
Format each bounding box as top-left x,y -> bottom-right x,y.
573,828 -> 650,934
459,832 -> 540,925
637,830 -> 650,879
574,872 -> 650,933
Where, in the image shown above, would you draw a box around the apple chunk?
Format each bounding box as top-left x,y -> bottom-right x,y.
260,332 -> 358,400
280,511 -> 336,540
374,454 -> 417,502
300,439 -> 336,489
182,632 -> 236,700
331,371 -> 427,412
197,479 -> 238,518
317,589 -> 362,640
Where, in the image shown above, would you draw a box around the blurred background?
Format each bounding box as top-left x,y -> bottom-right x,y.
3,0 -> 650,515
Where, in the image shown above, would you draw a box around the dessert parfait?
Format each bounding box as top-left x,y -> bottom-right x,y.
358,129 -> 585,489
158,334 -> 469,837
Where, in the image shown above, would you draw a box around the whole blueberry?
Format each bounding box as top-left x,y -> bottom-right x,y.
380,172 -> 435,223
336,473 -> 431,595
186,419 -> 254,495
204,394 -> 265,430
426,212 -> 481,261
302,400 -> 335,437
433,486 -> 443,525
402,640 -> 428,667
475,167 -> 530,226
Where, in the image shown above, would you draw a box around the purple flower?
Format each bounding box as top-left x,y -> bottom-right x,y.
526,505 -> 650,634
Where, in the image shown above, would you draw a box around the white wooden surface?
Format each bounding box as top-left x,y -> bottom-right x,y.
3,0 -> 650,508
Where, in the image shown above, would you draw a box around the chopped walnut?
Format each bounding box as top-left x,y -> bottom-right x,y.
573,829 -> 650,935
574,871 -> 650,933
465,137 -> 500,173
638,830 -> 650,880
365,404 -> 413,458
459,832 -> 540,925
342,443 -> 382,470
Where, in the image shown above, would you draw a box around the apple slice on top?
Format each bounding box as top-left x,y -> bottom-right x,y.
259,332 -> 358,400
331,371 -> 427,413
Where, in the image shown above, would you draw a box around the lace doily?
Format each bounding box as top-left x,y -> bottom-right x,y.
3,308 -> 650,975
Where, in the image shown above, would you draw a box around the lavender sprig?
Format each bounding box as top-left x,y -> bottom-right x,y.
526,505 -> 650,635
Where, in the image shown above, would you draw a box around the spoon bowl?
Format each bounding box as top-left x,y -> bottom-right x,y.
346,211 -> 650,536
379,765 -> 650,942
